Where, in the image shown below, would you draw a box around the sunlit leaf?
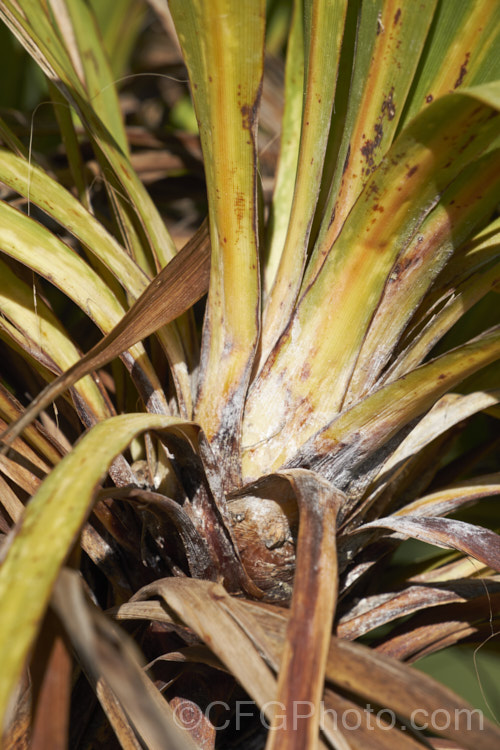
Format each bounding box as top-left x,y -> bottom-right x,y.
169,0 -> 265,486
245,325 -> 500,488
0,222 -> 209,449
0,412 -> 193,732
259,0 -> 348,365
0,200 -> 169,417
0,148 -> 194,412
242,84 -> 500,476
400,0 -> 500,127
307,0 -> 438,285
0,0 -> 177,271
263,0 -> 304,299
0,256 -> 113,424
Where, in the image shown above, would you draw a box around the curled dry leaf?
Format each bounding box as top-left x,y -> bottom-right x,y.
357,516 -> 500,572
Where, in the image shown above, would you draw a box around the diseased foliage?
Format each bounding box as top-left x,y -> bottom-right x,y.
0,1 -> 499,748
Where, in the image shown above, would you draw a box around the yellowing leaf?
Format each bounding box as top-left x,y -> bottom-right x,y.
0,413 -> 192,733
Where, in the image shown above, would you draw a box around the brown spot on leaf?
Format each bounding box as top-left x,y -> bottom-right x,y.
361,122 -> 384,175
240,104 -> 253,130
240,77 -> 263,132
234,191 -> 245,227
454,52 -> 470,89
394,8 -> 401,25
360,88 -> 396,175
327,207 -> 337,229
366,181 -> 380,197
426,94 -> 433,103
393,255 -> 418,277
406,165 -> 418,178
211,591 -> 226,601
300,362 -> 311,381
382,88 -> 396,120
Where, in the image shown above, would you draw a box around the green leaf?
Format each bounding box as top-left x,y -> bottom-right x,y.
287,326 -> 500,487
0,258 -> 112,423
306,0 -> 438,286
242,84 -> 500,476
52,0 -> 129,157
263,0 -> 304,299
344,147 -> 500,404
259,0 -> 348,366
0,150 -> 147,297
0,200 -> 167,413
169,0 -> 265,485
0,224 -> 210,450
89,0 -> 148,80
373,391 -> 500,489
400,0 -> 500,128
0,148 -> 195,413
390,220 -> 500,378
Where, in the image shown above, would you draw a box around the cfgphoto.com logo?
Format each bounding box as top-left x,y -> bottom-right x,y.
172,700 -> 485,733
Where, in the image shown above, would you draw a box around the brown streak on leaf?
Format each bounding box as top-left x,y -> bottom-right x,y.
454,52 -> 470,89
241,76 -> 263,133
342,144 -> 351,174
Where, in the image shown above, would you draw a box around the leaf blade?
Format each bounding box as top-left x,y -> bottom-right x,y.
170,0 -> 265,485
242,84 -> 500,477
0,412 -> 197,732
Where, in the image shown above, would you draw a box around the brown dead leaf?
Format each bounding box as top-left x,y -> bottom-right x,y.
357,516 -> 500,572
